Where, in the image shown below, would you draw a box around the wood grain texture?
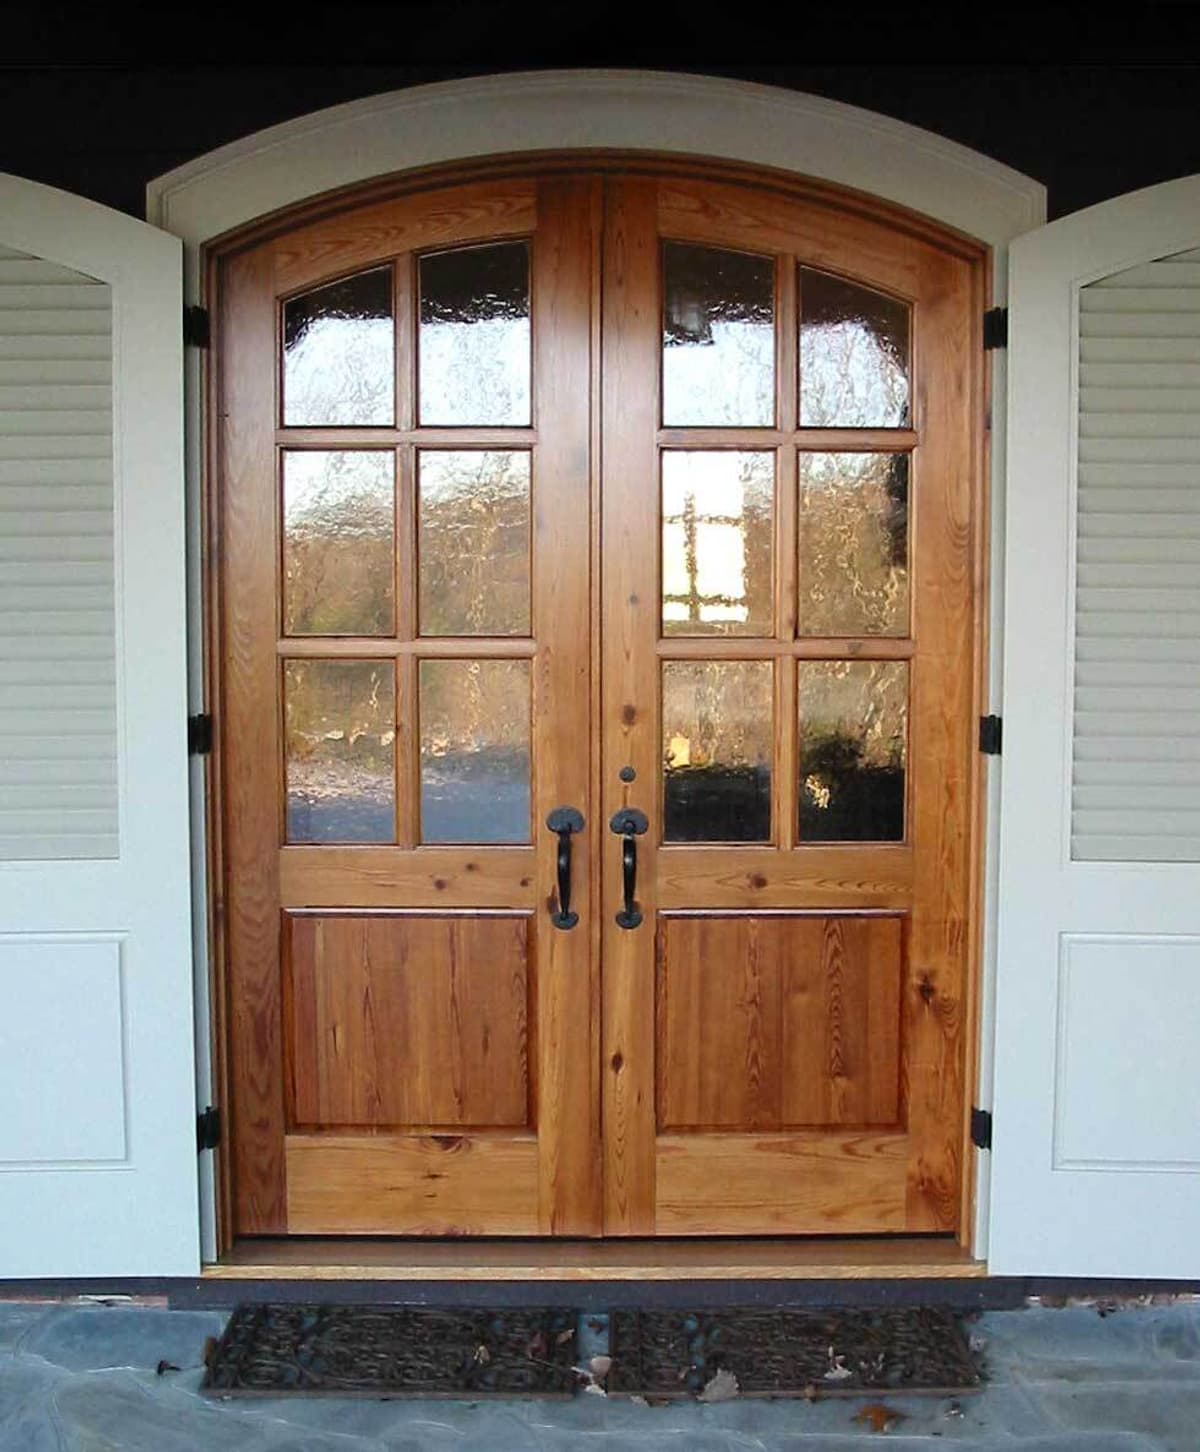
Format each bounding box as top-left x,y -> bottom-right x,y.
286,1134 -> 539,1234
656,914 -> 902,1131
655,1133 -> 909,1235
286,913 -> 531,1129
530,177 -> 600,1233
210,1234 -> 983,1280
278,847 -> 536,908
600,177 -> 661,1234
219,245 -> 288,1233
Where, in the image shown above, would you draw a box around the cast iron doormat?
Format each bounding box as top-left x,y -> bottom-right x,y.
608,1307 -> 982,1399
203,1303 -> 982,1399
202,1305 -> 580,1397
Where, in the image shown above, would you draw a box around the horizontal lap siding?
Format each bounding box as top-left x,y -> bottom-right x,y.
0,244 -> 116,860
1074,247 -> 1200,861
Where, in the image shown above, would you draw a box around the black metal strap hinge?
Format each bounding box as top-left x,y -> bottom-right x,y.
970,1107 -> 993,1151
979,714 -> 1002,755
183,305 -> 211,349
983,307 -> 1008,350
196,1106 -> 221,1152
188,713 -> 213,756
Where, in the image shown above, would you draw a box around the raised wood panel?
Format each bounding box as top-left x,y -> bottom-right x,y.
286,912 -> 531,1129
286,1134 -> 539,1234
657,914 -> 902,1131
655,1133 -> 909,1235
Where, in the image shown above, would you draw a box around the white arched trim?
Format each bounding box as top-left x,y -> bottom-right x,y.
147,70 -> 1044,279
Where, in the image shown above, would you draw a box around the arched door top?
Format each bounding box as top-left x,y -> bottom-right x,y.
148,70 -> 1044,270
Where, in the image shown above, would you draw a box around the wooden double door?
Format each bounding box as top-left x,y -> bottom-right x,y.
216,166 -> 981,1240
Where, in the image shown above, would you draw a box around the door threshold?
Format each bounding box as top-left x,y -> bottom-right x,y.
205,1237 -> 985,1282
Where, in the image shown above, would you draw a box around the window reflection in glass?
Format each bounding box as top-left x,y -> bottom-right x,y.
283,451 -> 395,636
662,660 -> 773,842
284,659 -> 396,843
419,242 -> 531,426
283,268 -> 394,427
662,451 -> 774,637
418,451 -> 531,636
797,452 -> 909,637
419,659 -> 531,844
663,242 -> 775,427
798,660 -> 907,842
799,269 -> 910,429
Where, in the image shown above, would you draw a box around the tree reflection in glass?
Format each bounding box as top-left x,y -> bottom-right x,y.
419,659 -> 531,844
283,451 -> 395,636
418,451 -> 531,636
799,269 -> 910,429
662,451 -> 774,637
662,660 -> 773,842
797,452 -> 909,637
419,243 -> 531,426
284,659 -> 396,843
283,268 -> 394,427
662,242 -> 775,427
798,661 -> 907,841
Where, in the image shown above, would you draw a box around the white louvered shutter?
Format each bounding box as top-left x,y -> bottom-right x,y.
0,244 -> 117,860
993,177 -> 1200,1277
0,175 -> 197,1276
1074,247 -> 1200,862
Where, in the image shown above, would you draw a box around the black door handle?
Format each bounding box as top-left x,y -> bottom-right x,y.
546,807 -> 584,929
609,807 -> 648,929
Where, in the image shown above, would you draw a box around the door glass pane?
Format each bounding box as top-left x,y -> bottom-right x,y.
418,450 -> 531,636
662,661 -> 773,842
799,269 -> 910,428
420,659 -> 531,843
798,660 -> 907,841
283,267 -> 394,426
662,242 -> 774,427
662,451 -> 774,637
419,242 -> 531,426
283,451 -> 395,636
284,659 -> 396,843
797,452 -> 909,636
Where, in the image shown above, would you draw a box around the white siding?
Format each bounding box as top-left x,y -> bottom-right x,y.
0,244 -> 116,860
1073,246 -> 1200,861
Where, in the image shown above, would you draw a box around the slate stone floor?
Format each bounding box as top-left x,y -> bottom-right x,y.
1,1296 -> 1198,1450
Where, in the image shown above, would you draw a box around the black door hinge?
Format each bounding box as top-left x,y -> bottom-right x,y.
188,713 -> 213,756
983,307 -> 1008,350
183,305 -> 211,349
970,1107 -> 993,1151
979,714 -> 1002,755
196,1106 -> 221,1152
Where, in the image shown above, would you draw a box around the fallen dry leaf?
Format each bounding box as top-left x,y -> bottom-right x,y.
556,1327 -> 576,1344
852,1401 -> 906,1434
589,1354 -> 613,1381
583,1381 -> 607,1397
472,1343 -> 491,1366
802,1381 -> 821,1402
525,1331 -> 548,1360
697,1367 -> 740,1403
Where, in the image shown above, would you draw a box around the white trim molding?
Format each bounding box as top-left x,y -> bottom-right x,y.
148,70 -> 1045,271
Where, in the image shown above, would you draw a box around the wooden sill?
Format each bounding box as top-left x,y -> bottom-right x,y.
205,1237 -> 985,1282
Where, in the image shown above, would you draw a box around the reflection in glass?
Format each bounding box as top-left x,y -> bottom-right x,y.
284,659 -> 395,843
797,453 -> 909,636
420,659 -> 531,843
663,242 -> 775,427
283,451 -> 395,636
662,661 -> 773,842
662,451 -> 774,637
283,268 -> 394,426
798,661 -> 907,841
418,451 -> 531,636
799,269 -> 910,428
419,243 -> 531,426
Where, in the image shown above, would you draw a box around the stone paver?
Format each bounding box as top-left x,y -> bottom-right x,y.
0,1297 -> 1197,1451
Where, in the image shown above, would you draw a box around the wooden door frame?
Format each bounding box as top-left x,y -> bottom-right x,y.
198,151 -> 992,1264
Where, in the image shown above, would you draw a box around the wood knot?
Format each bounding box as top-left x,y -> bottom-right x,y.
749,873 -> 768,889
610,1051 -> 624,1074
918,975 -> 936,1005
433,877 -> 447,891
621,704 -> 637,726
